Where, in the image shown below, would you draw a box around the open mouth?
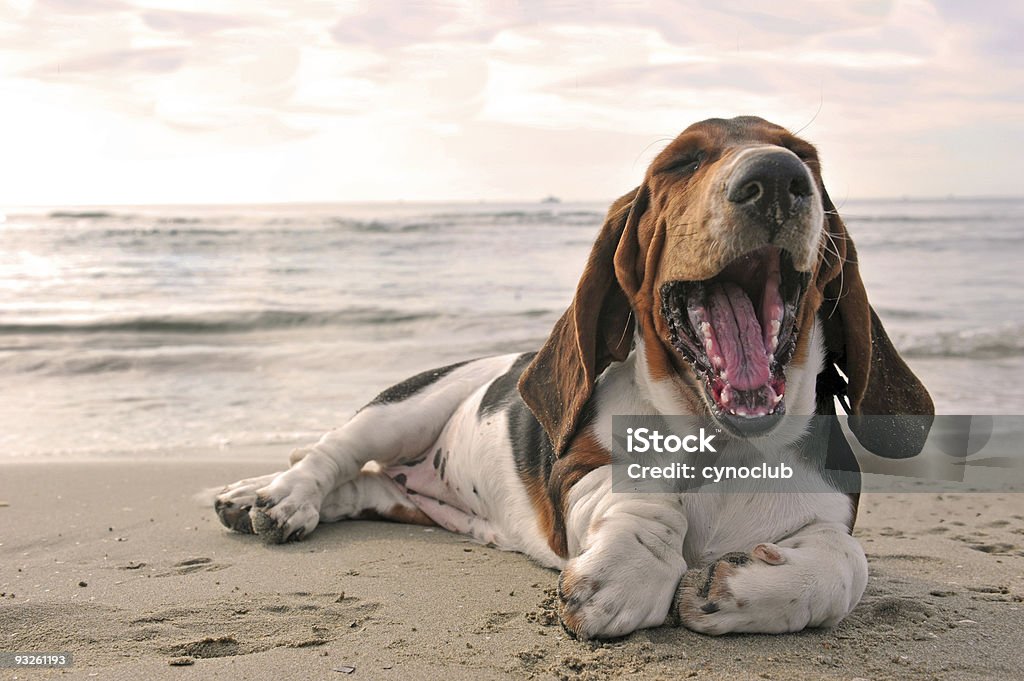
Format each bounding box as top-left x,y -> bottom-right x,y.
660,246 -> 810,436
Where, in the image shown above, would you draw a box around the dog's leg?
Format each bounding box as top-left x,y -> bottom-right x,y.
214,464 -> 435,534
671,521 -> 867,635
231,359 -> 505,543
557,486 -> 688,639
319,467 -> 435,526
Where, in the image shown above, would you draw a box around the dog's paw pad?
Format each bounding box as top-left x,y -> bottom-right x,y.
215,498 -> 254,534
672,552 -> 750,632
248,489 -> 319,544
250,508 -> 288,543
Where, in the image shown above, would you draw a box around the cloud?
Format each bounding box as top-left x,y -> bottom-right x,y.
330,2 -> 495,50
24,46 -> 188,79
0,0 -> 1021,203
140,9 -> 247,35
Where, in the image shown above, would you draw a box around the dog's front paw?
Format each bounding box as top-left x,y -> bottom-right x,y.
247,474 -> 322,544
672,543 -> 799,635
214,473 -> 280,534
557,555 -> 678,640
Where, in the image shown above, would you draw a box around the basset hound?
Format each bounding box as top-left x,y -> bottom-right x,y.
213,116 -> 934,639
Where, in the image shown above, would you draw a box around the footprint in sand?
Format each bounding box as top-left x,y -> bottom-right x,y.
134,592 -> 380,659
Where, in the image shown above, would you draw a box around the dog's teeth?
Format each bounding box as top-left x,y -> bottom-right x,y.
770,320 -> 781,336
721,387 -> 732,404
700,322 -> 712,337
769,338 -> 778,352
712,355 -> 724,369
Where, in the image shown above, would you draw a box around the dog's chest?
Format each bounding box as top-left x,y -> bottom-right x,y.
680,487 -> 848,567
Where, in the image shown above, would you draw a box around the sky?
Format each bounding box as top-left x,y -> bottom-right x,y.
0,0 -> 1021,205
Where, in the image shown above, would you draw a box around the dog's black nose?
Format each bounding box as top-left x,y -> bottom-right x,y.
727,151 -> 812,232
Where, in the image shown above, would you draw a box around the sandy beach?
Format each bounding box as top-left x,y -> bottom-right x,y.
1,456 -> 1022,680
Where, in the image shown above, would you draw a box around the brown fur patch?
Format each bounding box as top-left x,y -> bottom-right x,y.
381,504 -> 436,526
546,430 -> 611,557
520,471 -> 560,555
356,504 -> 435,527
516,428 -> 611,559
704,561 -> 738,603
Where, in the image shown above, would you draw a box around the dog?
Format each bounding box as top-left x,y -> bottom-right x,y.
213,116 -> 933,639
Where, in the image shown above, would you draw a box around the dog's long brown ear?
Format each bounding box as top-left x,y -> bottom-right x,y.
816,189 -> 934,458
518,187 -> 647,456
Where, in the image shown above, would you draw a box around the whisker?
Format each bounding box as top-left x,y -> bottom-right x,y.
632,137 -> 675,173
823,229 -> 845,318
616,310 -> 634,350
793,92 -> 824,137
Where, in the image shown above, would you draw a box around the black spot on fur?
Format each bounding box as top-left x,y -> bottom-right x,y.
393,473 -> 407,487
433,448 -> 442,469
472,486 -> 479,495
439,457 -> 447,479
366,360 -> 471,407
701,602 -> 720,614
477,353 -> 536,417
508,398 -> 556,489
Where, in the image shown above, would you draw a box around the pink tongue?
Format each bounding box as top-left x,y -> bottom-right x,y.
706,282 -> 771,391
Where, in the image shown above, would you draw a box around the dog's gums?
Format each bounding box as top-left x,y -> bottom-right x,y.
661,246 -> 809,433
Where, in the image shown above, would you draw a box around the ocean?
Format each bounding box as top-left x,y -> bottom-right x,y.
1,199 -> 1021,458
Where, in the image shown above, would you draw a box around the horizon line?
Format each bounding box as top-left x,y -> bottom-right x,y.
4,194 -> 1024,213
